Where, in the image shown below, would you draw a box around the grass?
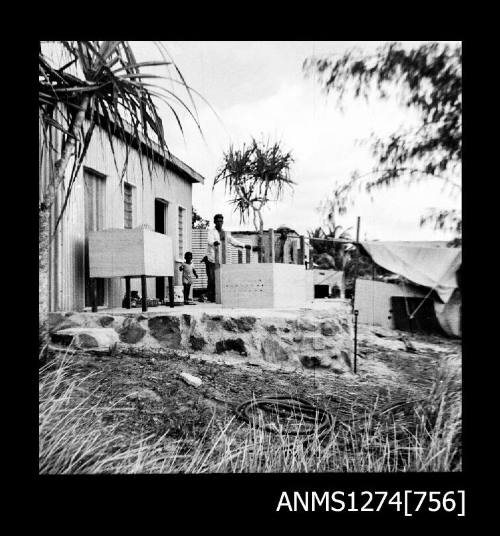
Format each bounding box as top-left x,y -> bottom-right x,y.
39,350 -> 461,474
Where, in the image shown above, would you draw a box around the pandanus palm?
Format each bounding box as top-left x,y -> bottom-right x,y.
213,138 -> 294,261
39,41 -> 202,348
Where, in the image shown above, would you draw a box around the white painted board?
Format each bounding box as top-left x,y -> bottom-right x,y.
89,228 -> 174,278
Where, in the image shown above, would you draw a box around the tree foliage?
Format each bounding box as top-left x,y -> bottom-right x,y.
192,207 -> 209,229
213,138 -> 295,232
307,222 -> 352,270
39,41 -> 202,230
304,41 -> 462,235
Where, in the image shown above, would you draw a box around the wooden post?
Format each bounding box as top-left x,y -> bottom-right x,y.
258,233 -> 264,263
91,279 -> 98,313
268,229 -> 275,263
246,245 -> 251,264
220,231 -> 226,264
238,250 -> 243,264
298,236 -> 305,265
168,276 -> 174,308
125,277 -> 131,309
141,275 -> 147,312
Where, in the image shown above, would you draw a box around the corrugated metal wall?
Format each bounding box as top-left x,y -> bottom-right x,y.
191,228 -> 209,289
191,229 -> 257,290
40,111 -> 195,312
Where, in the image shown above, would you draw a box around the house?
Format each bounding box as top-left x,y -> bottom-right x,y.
39,112 -> 205,312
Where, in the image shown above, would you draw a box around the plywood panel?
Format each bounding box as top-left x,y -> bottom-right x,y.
143,230 -> 174,276
89,228 -> 173,278
354,279 -> 425,329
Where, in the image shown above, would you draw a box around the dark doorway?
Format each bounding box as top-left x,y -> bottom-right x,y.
84,169 -> 106,307
391,297 -> 445,335
314,285 -> 329,299
155,199 -> 168,300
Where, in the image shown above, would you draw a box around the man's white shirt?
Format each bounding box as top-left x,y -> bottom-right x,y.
206,228 -> 245,263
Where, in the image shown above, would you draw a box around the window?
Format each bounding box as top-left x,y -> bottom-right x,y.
124,183 -> 133,229
178,206 -> 185,257
155,198 -> 168,234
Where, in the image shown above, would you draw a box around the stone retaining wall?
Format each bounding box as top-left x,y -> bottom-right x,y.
49,304 -> 354,372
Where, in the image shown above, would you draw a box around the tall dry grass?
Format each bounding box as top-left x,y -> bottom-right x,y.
39,352 -> 461,474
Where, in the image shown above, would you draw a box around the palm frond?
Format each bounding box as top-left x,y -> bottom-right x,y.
39,41 -> 203,231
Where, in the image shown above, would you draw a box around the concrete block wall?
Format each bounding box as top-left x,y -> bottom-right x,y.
49,300 -> 354,372
219,264 -> 311,309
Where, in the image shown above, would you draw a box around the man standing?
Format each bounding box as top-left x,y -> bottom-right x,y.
205,214 -> 249,302
275,225 -> 296,263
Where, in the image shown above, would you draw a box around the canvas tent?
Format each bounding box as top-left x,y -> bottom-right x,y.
359,242 -> 461,304
356,241 -> 461,337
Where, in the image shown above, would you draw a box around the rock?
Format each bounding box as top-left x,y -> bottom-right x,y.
51,328 -> 119,349
374,330 -> 387,338
297,318 -> 317,331
400,336 -> 417,353
215,338 -> 247,356
183,314 -> 192,327
48,312 -> 66,331
233,316 -> 256,332
127,389 -> 161,403
148,316 -> 181,348
119,318 -> 146,344
340,320 -> 351,333
339,349 -> 352,369
320,321 -> 339,337
99,315 -> 115,327
179,372 -> 203,388
302,336 -> 326,350
203,314 -> 224,332
189,335 -> 206,351
299,355 -> 322,369
299,349 -> 352,372
222,318 -> 237,332
56,320 -> 82,331
260,338 -> 289,362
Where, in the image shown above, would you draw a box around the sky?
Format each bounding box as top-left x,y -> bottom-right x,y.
131,41 -> 461,241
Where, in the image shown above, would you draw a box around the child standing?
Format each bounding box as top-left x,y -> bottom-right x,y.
179,252 -> 198,305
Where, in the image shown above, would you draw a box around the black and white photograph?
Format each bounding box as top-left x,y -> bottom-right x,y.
38,41 -> 462,481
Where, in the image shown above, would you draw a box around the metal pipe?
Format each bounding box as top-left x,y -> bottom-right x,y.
351,217 -> 361,312
353,309 -> 359,374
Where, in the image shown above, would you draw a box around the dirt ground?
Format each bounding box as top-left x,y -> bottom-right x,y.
45,324 -> 461,446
